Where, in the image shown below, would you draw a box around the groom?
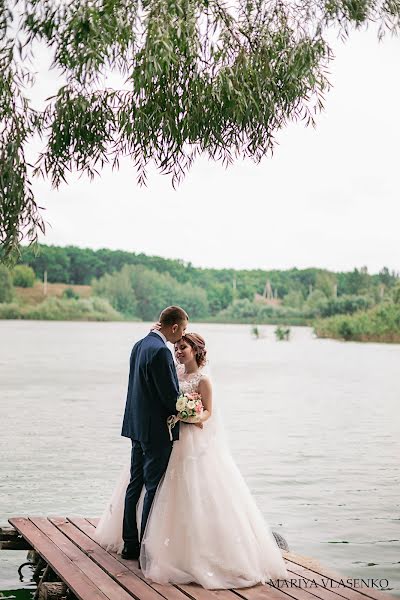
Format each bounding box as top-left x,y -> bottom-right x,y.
121,305 -> 189,560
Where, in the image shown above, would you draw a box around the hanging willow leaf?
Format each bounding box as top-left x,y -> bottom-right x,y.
0,0 -> 399,260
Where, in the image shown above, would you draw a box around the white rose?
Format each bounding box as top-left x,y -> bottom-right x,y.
187,400 -> 195,410
176,398 -> 186,411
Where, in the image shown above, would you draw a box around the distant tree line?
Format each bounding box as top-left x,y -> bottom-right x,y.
3,246 -> 400,336
15,245 -> 400,319
18,246 -> 399,291
1,245 -> 398,330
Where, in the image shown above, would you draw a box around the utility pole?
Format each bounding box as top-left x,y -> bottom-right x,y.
263,279 -> 273,300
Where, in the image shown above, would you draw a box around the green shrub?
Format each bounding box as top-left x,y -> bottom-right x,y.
25,297 -> 122,321
63,287 -> 80,300
275,326 -> 291,340
12,265 -> 35,287
0,303 -> 22,319
314,302 -> 400,342
304,289 -> 327,313
282,290 -> 304,310
318,295 -> 373,317
337,319 -> 354,341
216,299 -> 309,324
0,266 -> 14,303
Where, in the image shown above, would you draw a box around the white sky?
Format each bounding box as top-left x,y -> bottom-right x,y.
29,28 -> 400,274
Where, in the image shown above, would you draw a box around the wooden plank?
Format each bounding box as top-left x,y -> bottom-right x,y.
179,585 -> 238,600
281,553 -> 392,600
233,579 -> 328,600
79,518 -> 243,600
72,517 -> 193,600
80,519 -> 394,600
232,584 -> 296,600
51,517 -> 164,600
29,517 -> 134,600
9,517 -> 109,600
80,519 -> 282,600
282,560 -> 371,600
0,524 -> 31,549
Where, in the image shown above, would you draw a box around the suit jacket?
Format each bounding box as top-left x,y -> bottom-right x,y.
121,332 -> 180,446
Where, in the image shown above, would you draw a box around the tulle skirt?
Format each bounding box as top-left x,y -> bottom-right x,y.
95,418 -> 288,589
140,421 -> 288,588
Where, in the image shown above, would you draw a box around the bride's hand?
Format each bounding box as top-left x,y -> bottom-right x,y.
150,321 -> 162,331
193,422 -> 203,429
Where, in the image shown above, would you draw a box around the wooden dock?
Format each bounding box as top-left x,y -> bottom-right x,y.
1,517 -> 394,600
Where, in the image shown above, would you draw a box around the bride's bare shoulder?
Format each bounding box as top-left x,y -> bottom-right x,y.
198,374 -> 212,389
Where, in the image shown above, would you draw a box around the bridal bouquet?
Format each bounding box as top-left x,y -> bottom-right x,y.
167,392 -> 203,440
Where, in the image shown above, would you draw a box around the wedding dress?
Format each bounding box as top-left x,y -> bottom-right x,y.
95,368 -> 288,589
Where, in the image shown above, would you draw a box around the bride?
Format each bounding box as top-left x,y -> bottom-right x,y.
95,332 -> 288,589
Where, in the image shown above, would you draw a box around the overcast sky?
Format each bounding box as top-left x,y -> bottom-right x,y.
30,28 -> 400,274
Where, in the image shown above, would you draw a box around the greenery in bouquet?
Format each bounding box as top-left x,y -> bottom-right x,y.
167,392 -> 203,440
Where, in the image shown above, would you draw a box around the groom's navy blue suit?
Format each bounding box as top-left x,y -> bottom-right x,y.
121,332 -> 180,548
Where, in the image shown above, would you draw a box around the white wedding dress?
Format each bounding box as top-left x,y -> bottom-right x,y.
95,368 -> 288,589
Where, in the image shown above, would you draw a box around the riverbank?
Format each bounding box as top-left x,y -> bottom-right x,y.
0,307 -> 308,326
2,281 -> 399,343
0,281 -> 121,321
314,303 -> 400,343
0,297 -> 122,321
0,282 -> 308,325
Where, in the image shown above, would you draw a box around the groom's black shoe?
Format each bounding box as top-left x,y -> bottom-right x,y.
121,543 -> 140,560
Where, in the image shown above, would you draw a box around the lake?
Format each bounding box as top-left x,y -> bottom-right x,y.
0,321 -> 399,597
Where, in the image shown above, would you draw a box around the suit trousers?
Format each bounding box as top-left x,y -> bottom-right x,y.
122,439 -> 172,546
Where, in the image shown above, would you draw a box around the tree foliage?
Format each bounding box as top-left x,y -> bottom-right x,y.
12,245 -> 400,320
0,264 -> 13,302
93,263 -> 209,319
11,264 -> 35,287
1,0 -> 399,258
314,302 -> 400,343
93,265 -> 139,316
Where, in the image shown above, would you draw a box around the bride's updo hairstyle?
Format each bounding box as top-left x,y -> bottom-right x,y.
182,333 -> 207,368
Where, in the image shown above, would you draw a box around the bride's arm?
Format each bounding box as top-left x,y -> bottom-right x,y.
198,377 -> 212,423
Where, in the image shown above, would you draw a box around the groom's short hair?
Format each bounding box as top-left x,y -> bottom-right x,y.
159,306 -> 188,326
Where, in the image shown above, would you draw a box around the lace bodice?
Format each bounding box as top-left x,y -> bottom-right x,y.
177,364 -> 203,395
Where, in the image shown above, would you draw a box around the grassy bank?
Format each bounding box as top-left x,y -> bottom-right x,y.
3,279 -> 399,338
314,303 -> 400,343
0,283 -> 306,324
0,297 -> 122,321
0,302 -> 308,325
14,281 -> 92,304
0,281 -> 122,321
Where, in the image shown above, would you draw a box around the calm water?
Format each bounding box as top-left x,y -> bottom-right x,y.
0,321 -> 399,597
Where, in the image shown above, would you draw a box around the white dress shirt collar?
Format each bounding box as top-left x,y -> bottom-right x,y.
152,329 -> 167,345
